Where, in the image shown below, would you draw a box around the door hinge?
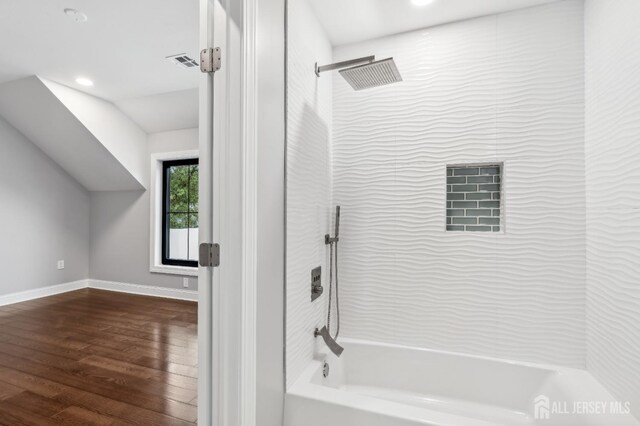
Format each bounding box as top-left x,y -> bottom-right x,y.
200,47 -> 221,73
199,243 -> 220,267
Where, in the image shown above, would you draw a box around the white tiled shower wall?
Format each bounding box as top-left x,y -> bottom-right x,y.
286,0 -> 333,389
585,0 -> 640,418
332,0 -> 585,369
287,0 -> 587,388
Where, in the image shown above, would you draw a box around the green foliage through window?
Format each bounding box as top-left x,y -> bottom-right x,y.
162,158 -> 199,266
167,164 -> 199,228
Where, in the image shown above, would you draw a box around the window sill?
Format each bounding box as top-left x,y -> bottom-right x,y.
150,264 -> 198,277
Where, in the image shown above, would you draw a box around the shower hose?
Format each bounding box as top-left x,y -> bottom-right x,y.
327,239 -> 340,340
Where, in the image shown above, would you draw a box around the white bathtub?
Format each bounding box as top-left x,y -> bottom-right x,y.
285,339 -> 639,426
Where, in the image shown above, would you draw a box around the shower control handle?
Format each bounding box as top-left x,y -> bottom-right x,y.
311,266 -> 323,302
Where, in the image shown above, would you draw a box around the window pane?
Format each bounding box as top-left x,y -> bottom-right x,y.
168,165 -> 191,212
189,165 -> 199,212
168,213 -> 190,260
188,213 -> 199,229
162,159 -> 198,266
188,213 -> 198,261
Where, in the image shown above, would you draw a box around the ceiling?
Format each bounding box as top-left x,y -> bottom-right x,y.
0,0 -> 199,132
0,0 -> 566,132
115,88 -> 198,134
308,0 -> 564,46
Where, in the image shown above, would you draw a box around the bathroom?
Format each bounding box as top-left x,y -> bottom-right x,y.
284,0 -> 640,424
0,0 -> 638,424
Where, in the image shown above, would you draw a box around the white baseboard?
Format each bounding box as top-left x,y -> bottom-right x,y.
0,279 -> 89,307
0,279 -> 198,307
89,279 -> 198,302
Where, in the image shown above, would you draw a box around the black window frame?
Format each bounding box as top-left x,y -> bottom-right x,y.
162,158 -> 199,268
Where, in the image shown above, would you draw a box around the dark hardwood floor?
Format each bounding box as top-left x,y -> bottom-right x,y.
0,288 -> 197,425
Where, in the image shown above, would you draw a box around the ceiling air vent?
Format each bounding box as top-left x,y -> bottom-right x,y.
166,53 -> 198,69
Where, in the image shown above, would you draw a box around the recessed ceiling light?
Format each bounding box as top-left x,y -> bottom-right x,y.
64,8 -> 88,23
75,77 -> 94,87
411,0 -> 435,6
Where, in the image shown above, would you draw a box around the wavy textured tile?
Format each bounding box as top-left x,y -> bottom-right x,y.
287,0 -> 588,390
286,0 -> 333,390
331,0 -> 585,368
585,0 -> 640,419
586,211 -> 640,419
585,0 -> 640,211
495,1 -> 584,108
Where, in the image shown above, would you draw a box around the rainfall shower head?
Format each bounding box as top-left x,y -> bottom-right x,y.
315,56 -> 402,91
339,58 -> 402,91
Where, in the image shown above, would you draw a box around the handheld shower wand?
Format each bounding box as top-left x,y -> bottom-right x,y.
316,206 -> 344,357
327,205 -> 340,339
325,205 -> 340,243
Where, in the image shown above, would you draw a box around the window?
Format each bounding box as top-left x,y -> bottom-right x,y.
162,158 -> 199,267
446,164 -> 502,232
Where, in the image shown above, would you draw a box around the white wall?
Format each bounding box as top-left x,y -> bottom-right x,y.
286,0 -> 334,389
256,0 -> 286,420
89,128 -> 199,290
0,115 -> 90,295
330,1 -> 585,367
43,78 -> 148,188
585,0 -> 640,418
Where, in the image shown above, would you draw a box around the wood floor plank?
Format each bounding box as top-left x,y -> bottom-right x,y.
0,327 -> 196,381
51,406 -> 131,426
0,319 -> 196,367
4,390 -> 67,417
0,380 -> 24,400
135,355 -> 198,379
0,366 -> 62,398
0,324 -> 91,351
0,398 -> 60,426
4,317 -> 197,357
0,289 -> 197,425
0,366 -> 193,426
80,355 -> 198,391
0,339 -> 197,420
78,355 -> 154,379
102,326 -> 195,348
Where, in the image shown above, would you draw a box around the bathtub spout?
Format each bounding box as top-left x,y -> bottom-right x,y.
314,326 -> 344,357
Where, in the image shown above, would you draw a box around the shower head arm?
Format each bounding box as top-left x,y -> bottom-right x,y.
315,55 -> 375,77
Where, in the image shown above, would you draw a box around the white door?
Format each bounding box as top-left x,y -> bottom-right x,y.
198,0 -> 245,425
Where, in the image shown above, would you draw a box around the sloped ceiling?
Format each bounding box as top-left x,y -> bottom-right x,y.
0,76 -> 147,191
